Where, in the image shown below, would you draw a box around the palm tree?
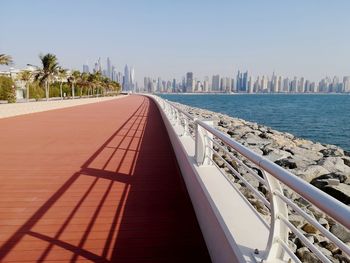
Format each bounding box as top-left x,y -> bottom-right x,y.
79,72 -> 89,97
87,72 -> 102,97
58,68 -> 67,99
68,70 -> 81,99
0,54 -> 13,65
18,70 -> 32,102
35,53 -> 60,101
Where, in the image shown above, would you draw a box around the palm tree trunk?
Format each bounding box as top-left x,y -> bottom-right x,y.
46,81 -> 49,101
26,83 -> 29,102
72,83 -> 75,99
60,81 -> 63,99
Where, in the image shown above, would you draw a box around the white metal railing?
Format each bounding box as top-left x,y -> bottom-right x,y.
152,95 -> 350,263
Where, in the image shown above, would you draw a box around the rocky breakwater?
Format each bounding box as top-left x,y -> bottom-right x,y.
172,102 -> 350,262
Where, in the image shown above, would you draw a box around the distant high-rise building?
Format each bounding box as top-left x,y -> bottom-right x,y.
130,67 -> 135,91
298,77 -> 305,93
94,62 -> 99,73
343,76 -> 350,93
283,78 -> 290,92
123,65 -> 130,92
203,80 -> 209,92
107,57 -> 112,79
186,72 -> 193,93
211,75 -> 220,91
83,64 -> 89,73
261,76 -> 268,92
242,71 -> 248,92
98,57 -> 102,72
291,77 -> 298,92
172,79 -> 176,92
248,77 -> 253,93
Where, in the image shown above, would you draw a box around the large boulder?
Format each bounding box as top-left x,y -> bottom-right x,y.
227,125 -> 253,139
275,157 -> 298,169
317,157 -> 350,175
322,184 -> 350,205
330,223 -> 350,243
262,146 -> 292,162
241,132 -> 271,148
283,146 -> 324,162
297,165 -> 330,182
320,145 -> 344,157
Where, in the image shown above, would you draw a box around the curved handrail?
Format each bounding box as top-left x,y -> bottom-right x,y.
151,94 -> 350,262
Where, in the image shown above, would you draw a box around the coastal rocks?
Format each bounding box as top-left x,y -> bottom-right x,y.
330,224 -> 350,243
317,157 -> 350,175
322,184 -> 350,205
297,247 -> 322,263
262,145 -> 292,162
320,147 -> 344,158
172,101 -> 350,261
283,146 -> 324,162
297,165 -> 330,182
275,158 -> 298,169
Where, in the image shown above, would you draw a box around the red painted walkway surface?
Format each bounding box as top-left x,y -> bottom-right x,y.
0,96 -> 211,262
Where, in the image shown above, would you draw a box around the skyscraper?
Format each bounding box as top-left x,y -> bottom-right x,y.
242,71 -> 248,92
107,57 -> 112,79
343,76 -> 350,93
123,65 -> 130,92
83,64 -> 89,73
212,75 -> 220,91
186,72 -> 193,93
98,57 -> 102,73
130,67 -> 135,92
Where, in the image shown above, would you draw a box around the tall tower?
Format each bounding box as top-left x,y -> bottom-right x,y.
130,67 -> 135,92
98,57 -> 102,73
186,72 -> 193,93
107,57 -> 112,79
123,65 -> 130,92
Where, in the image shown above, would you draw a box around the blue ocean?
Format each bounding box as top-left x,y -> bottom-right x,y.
159,94 -> 350,151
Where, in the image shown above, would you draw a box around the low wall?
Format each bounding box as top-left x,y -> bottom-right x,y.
149,95 -> 269,263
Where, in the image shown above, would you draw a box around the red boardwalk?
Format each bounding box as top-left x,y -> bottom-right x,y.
0,96 -> 211,262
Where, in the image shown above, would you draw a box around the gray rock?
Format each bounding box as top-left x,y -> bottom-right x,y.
334,254 -> 350,263
322,184 -> 350,205
330,223 -> 350,243
289,214 -> 305,227
343,157 -> 350,167
263,145 -> 292,162
284,146 -> 324,162
227,125 -> 252,138
218,119 -> 230,128
318,157 -> 350,175
323,242 -> 340,254
300,142 -> 327,152
318,217 -> 329,228
288,240 -> 297,253
275,157 -> 298,169
308,206 -> 326,220
297,247 -> 322,263
298,165 -> 330,182
320,147 -> 344,157
242,132 -> 271,147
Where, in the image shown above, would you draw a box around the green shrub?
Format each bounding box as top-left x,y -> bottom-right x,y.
0,76 -> 16,103
29,81 -> 45,100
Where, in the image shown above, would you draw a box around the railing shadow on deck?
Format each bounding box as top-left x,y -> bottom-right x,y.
0,96 -> 210,262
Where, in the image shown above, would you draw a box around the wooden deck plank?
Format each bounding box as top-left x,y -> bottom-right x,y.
0,96 -> 211,262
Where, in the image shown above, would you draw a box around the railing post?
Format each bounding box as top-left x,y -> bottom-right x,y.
195,120 -> 213,166
263,171 -> 289,262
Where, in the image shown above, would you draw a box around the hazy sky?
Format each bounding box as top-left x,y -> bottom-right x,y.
1,0 -> 350,83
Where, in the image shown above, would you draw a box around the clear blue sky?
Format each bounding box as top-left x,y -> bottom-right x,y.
1,0 -> 350,83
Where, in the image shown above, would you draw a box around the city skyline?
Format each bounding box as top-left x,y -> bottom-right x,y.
143,71 -> 350,94
1,1 -> 350,84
